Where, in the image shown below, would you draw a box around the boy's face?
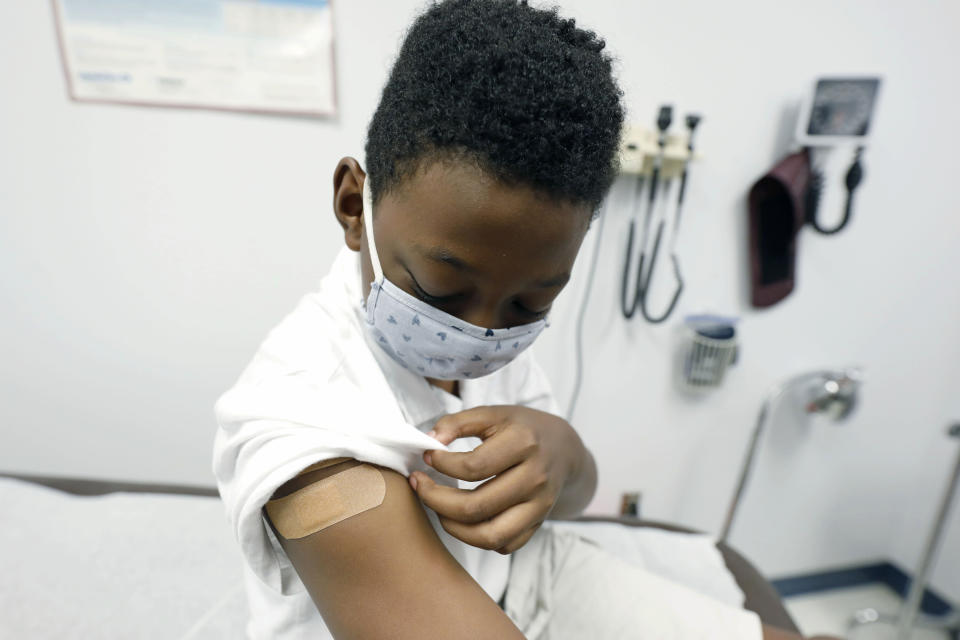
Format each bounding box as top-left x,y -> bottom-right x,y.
334,157 -> 591,330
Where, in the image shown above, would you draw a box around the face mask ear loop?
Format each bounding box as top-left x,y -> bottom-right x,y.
362,178 -> 385,285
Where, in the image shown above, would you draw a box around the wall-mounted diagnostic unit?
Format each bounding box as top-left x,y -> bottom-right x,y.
795,77 -> 881,147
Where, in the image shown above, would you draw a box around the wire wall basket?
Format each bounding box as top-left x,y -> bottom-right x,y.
678,315 -> 739,392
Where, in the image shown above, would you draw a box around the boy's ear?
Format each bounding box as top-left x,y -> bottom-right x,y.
332,157 -> 367,251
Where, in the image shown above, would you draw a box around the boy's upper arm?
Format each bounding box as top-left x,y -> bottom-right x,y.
263,459 -> 524,640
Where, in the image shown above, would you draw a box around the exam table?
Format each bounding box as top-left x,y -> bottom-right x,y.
0,472 -> 800,637
572,515 -> 800,633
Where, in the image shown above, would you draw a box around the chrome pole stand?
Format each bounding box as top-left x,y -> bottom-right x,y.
849,423 -> 960,640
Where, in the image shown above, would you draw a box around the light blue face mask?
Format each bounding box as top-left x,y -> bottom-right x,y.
360,178 -> 548,380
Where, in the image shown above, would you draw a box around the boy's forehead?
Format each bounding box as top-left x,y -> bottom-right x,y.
383,160 -> 589,231
376,160 -> 589,278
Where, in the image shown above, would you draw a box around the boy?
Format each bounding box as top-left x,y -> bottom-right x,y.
213,1 -> 831,638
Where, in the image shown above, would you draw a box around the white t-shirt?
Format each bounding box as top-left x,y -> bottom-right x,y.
212,246 -> 562,640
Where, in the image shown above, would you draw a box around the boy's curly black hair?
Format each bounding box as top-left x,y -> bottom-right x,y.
364,0 -> 625,215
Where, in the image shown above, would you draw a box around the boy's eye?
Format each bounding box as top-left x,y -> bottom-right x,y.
406,269 -> 548,320
408,275 -> 462,305
513,300 -> 550,319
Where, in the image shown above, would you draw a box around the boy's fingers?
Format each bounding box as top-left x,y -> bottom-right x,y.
437,500 -> 543,552
429,406 -> 509,445
497,525 -> 540,555
427,430 -> 525,481
411,465 -> 528,524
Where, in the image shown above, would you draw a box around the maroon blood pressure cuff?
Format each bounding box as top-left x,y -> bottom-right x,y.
747,149 -> 811,308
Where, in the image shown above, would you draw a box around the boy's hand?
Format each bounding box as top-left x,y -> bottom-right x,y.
408,405 -> 587,554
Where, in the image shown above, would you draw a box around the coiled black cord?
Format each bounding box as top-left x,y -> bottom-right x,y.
806,146 -> 864,235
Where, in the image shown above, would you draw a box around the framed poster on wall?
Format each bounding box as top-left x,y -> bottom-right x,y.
52,0 -> 337,117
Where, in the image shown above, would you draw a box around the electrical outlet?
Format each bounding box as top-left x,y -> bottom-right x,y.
620,491 -> 641,518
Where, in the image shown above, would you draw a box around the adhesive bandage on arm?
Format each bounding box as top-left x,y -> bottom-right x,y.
264,463 -> 387,540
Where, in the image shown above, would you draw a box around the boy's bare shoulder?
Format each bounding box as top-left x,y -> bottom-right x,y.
263,459 -> 525,640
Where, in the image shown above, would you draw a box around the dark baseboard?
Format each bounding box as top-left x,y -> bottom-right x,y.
0,471 -> 219,498
772,561 -> 955,616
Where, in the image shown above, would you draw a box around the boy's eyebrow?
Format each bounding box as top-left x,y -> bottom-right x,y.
418,245 -> 570,288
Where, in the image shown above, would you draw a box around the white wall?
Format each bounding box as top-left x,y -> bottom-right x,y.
2,0 -> 959,600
